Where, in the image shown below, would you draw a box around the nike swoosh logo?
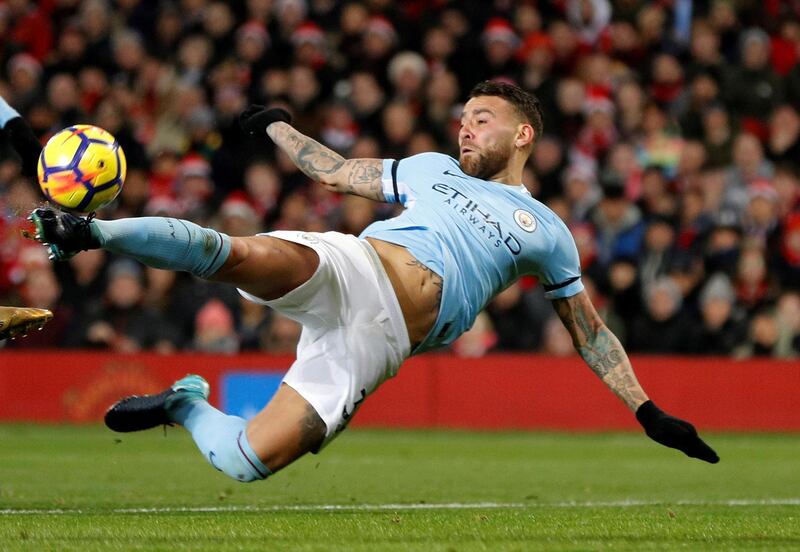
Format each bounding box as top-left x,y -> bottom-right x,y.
208,451 -> 222,472
443,170 -> 468,179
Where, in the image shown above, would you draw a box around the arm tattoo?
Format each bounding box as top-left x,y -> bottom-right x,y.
344,159 -> 385,201
267,123 -> 386,201
268,122 -> 345,182
406,259 -> 444,307
553,292 -> 648,411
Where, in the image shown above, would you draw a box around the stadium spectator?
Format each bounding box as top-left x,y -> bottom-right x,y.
628,276 -> 692,353
54,248 -> 108,321
685,20 -> 730,85
767,105 -> 800,167
734,244 -> 778,314
686,273 -> 746,355
701,103 -> 735,168
193,298 -> 239,354
486,281 -> 551,352
590,175 -> 645,269
238,293 -> 270,351
735,308 -> 782,358
529,134 -> 565,203
723,133 -> 774,215
540,315 -> 575,356
6,266 -> 70,348
4,0 -> 53,62
775,291 -> 800,357
562,163 -> 600,222
74,258 -> 178,352
451,311 -> 496,358
638,215 -> 680,290
261,312 -> 301,354
603,256 -> 641,345
724,28 -> 783,139
387,51 -> 428,104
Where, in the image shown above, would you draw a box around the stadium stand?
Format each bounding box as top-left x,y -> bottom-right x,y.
0,0 -> 799,358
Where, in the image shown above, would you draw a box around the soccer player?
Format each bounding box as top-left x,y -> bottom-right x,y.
0,96 -> 53,341
30,82 -> 718,483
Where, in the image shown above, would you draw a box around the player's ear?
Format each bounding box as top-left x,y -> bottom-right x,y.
515,123 -> 535,150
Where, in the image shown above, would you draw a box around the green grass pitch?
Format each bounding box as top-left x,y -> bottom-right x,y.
1,425 -> 798,551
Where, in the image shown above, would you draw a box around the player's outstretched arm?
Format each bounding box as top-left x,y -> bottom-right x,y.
552,291 -> 719,463
239,105 -> 385,202
0,94 -> 42,178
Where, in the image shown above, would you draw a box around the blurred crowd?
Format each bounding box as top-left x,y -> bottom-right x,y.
1,0 -> 800,358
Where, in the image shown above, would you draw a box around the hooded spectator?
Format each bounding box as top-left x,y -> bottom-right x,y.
628,276 -> 692,353
687,273 -> 746,355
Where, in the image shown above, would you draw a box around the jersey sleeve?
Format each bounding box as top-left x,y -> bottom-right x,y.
380,158 -> 404,204
380,158 -> 418,208
381,153 -> 447,208
539,222 -> 584,300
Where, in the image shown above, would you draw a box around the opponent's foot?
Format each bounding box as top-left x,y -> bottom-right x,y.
0,306 -> 52,341
28,207 -> 99,261
104,374 -> 210,433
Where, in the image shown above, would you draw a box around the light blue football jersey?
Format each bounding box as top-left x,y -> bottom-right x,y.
360,152 -> 584,354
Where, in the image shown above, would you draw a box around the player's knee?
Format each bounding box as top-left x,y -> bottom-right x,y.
216,237 -> 248,272
203,427 -> 271,483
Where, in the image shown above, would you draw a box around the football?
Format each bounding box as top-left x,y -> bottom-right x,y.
37,125 -> 126,214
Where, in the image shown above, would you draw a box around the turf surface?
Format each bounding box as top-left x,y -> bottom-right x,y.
1,425 -> 798,550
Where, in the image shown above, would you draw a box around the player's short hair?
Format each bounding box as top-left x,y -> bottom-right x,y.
468,81 -> 544,143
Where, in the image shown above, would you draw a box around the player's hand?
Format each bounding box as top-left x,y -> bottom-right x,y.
636,401 -> 719,463
238,105 -> 292,135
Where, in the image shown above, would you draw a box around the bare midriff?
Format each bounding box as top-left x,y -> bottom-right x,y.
365,238 -> 441,349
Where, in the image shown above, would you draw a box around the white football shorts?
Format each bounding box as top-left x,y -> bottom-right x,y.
237,231 -> 411,449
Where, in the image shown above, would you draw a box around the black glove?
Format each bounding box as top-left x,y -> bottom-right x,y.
636,400 -> 719,463
238,105 -> 292,135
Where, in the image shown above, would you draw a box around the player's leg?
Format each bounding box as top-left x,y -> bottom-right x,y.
168,379 -> 326,478
105,374 -> 325,482
0,306 -> 53,341
209,233 -> 319,302
28,208 -> 318,300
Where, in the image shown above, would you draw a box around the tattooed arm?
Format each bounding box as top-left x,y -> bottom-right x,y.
266,122 -> 386,201
552,291 -> 648,411
553,290 -> 720,463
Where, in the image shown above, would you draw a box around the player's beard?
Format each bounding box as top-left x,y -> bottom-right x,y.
459,141 -> 513,180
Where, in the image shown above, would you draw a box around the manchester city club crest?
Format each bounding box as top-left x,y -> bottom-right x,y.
513,209 -> 537,232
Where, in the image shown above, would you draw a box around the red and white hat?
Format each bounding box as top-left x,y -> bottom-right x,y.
179,155 -> 212,179
365,16 -> 397,44
748,179 -> 778,202
583,96 -> 615,115
482,17 -> 519,48
237,21 -> 270,45
8,53 -> 42,78
220,191 -> 259,221
291,21 -> 325,46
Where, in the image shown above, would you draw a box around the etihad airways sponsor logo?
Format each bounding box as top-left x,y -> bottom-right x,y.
432,182 -> 522,255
